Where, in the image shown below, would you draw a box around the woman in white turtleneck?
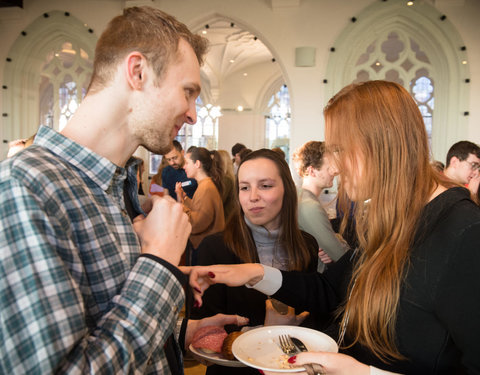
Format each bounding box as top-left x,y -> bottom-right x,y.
190,149 -> 321,375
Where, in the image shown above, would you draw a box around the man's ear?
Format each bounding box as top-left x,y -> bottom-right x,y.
450,156 -> 460,167
306,165 -> 315,177
125,52 -> 146,90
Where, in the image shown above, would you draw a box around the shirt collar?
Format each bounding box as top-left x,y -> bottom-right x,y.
35,126 -> 124,192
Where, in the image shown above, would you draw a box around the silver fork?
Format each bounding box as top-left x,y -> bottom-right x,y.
278,334 -> 299,355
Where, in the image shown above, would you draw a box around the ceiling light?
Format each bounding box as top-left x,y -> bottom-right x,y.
462,60 -> 468,65
375,62 -> 381,66
230,59 -> 235,63
243,73 -> 248,76
236,105 -> 244,112
202,30 -> 207,34
407,1 -> 414,5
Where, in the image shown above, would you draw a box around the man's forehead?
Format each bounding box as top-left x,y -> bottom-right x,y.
165,148 -> 180,158
467,153 -> 480,162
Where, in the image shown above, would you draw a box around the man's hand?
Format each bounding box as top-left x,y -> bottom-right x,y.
133,196 -> 191,265
318,249 -> 333,264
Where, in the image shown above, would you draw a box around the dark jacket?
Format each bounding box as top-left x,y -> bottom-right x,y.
190,229 -> 320,375
274,187 -> 480,374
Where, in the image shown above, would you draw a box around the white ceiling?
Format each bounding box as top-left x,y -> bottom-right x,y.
198,19 -> 281,109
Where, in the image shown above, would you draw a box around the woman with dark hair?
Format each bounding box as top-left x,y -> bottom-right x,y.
187,81 -> 480,374
176,147 -> 225,251
190,148 -> 319,375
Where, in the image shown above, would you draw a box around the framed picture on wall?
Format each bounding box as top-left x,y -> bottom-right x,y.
149,153 -> 163,175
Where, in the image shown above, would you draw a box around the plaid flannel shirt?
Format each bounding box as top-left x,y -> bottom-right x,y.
0,126 -> 185,374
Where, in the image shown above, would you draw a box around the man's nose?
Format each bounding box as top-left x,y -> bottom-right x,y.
185,102 -> 197,125
329,164 -> 339,176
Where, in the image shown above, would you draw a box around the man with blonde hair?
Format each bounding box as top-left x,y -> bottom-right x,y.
0,7 -> 244,374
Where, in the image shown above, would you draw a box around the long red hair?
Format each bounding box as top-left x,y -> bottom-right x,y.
324,80 -> 453,361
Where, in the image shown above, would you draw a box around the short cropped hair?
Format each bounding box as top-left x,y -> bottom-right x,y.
292,141 -> 326,177
445,140 -> 480,167
172,140 -> 183,152
88,6 -> 208,93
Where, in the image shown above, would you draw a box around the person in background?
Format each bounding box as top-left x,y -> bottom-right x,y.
444,140 -> 480,187
136,157 -> 145,195
0,7 -> 241,374
431,160 -> 445,172
176,146 -> 225,255
292,141 -> 349,272
238,147 -> 252,163
161,139 -> 197,200
271,146 -> 286,160
212,149 -> 237,224
190,149 -> 319,375
231,142 -> 246,174
149,156 -> 169,196
6,133 -> 36,158
186,81 -> 480,374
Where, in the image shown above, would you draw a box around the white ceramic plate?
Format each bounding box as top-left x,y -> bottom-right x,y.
189,344 -> 246,367
232,325 -> 338,373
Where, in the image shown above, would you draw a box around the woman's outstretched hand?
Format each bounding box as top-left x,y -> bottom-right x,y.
263,352 -> 370,375
180,264 -> 264,307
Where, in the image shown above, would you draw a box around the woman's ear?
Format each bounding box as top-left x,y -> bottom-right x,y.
194,160 -> 201,169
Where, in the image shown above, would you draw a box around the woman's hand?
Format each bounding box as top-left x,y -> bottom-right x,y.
264,299 -> 309,327
180,264 -> 264,307
185,313 -> 249,350
175,182 -> 185,203
263,352 -> 370,375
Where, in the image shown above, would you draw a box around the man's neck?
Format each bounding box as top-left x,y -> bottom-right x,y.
60,86 -> 137,167
302,177 -> 323,197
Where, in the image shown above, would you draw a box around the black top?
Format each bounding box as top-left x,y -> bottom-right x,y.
274,187 -> 480,374
190,230 -> 320,375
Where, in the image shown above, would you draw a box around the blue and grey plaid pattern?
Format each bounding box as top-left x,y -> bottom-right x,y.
0,126 -> 185,374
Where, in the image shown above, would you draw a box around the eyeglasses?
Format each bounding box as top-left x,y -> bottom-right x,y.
464,160 -> 480,171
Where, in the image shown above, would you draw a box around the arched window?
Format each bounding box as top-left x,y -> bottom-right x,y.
176,97 -> 222,150
353,31 -> 434,143
2,11 -> 96,158
325,1 -> 469,161
39,42 -> 93,130
265,84 -> 290,160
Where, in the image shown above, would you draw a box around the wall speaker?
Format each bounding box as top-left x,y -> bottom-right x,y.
295,47 -> 316,67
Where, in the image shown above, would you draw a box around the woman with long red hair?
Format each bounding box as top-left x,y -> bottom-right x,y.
185,81 -> 480,374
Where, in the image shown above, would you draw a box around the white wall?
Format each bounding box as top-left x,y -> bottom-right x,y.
1,0 -> 479,160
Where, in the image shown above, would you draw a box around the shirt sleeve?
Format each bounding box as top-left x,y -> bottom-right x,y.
0,180 -> 184,374
182,183 -> 217,235
247,265 -> 282,295
298,194 -> 349,262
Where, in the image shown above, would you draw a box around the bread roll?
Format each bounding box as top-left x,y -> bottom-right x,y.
221,331 -> 243,360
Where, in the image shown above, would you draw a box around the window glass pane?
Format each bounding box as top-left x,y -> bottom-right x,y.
265,85 -> 290,161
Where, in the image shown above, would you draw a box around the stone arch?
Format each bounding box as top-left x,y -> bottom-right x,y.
325,0 -> 469,160
2,10 -> 96,144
